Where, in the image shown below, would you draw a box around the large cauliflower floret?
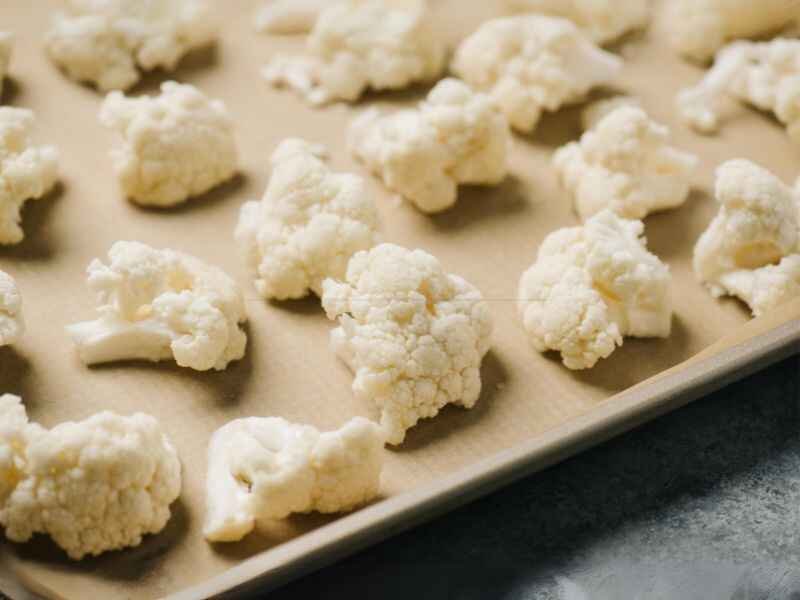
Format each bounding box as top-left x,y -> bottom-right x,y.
261,0 -> 446,105
235,139 -> 380,301
0,394 -> 181,560
554,106 -> 699,220
321,243 -> 493,445
0,108 -> 59,246
254,0 -> 327,34
45,0 -> 217,92
349,78 -> 511,214
99,81 -> 238,207
451,15 -> 622,133
0,270 -> 23,346
518,210 -> 672,370
204,416 -> 383,542
0,32 -> 12,100
694,159 -> 800,316
67,241 -> 248,371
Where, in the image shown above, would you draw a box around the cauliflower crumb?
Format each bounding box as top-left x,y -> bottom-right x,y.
349,78 -> 511,214
261,0 -> 445,105
321,243 -> 494,445
0,394 -> 181,560
451,15 -> 622,133
0,32 -> 12,100
67,241 -> 248,371
518,210 -> 672,370
554,106 -> 699,220
204,416 -> 383,542
235,139 -> 380,301
45,0 -> 217,92
0,271 -> 23,346
254,0 -> 327,34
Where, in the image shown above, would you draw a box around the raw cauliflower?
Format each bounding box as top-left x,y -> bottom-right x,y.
0,270 -> 23,346
204,416 -> 383,542
694,159 -> 800,317
666,0 -> 798,63
0,108 -> 59,246
349,78 -> 511,214
580,95 -> 642,131
67,241 -> 248,371
99,81 -> 238,207
505,0 -> 650,45
554,106 -> 699,220
451,15 -> 622,133
261,0 -> 445,105
0,394 -> 181,560
45,0 -> 217,92
0,32 -> 11,100
518,210 -> 672,370
235,139 -> 380,301
321,243 -> 493,445
254,0 -> 327,34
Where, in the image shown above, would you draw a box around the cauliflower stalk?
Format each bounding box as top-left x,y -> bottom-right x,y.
254,0 -> 327,34
0,270 -> 23,346
67,241 -> 248,371
204,416 -> 383,542
0,394 -> 181,560
321,243 -> 493,445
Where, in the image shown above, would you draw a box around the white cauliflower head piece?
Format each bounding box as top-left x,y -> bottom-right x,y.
349,78 -> 511,214
0,32 -> 12,100
254,0 -> 327,34
235,139 -> 381,301
518,210 -> 672,370
0,270 -> 23,346
99,81 -> 238,207
451,15 -> 622,133
45,0 -> 217,92
204,416 -> 383,542
0,394 -> 181,560
554,106 -> 699,220
321,243 -> 494,445
67,241 -> 248,371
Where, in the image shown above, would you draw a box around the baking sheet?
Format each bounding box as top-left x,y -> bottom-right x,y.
0,1 -> 798,599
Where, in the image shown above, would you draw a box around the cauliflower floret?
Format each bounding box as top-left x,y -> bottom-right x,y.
0,32 -> 12,100
349,78 -> 511,214
505,0 -> 649,45
204,416 -> 383,542
67,241 -> 248,371
518,210 -> 672,370
45,0 -> 217,92
554,106 -> 699,220
321,243 -> 493,445
666,0 -> 798,63
0,108 -> 59,246
580,95 -> 642,130
261,0 -> 445,105
0,270 -> 23,346
99,81 -> 238,207
694,159 -> 800,316
235,139 -> 380,301
0,394 -> 181,560
254,0 -> 327,34
451,15 -> 622,133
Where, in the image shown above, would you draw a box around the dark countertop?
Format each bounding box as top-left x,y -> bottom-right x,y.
266,355 -> 799,600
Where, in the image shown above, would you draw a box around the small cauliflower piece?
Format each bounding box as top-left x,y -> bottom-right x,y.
204,416 -> 383,542
45,0 -> 217,92
321,243 -> 493,445
235,139 -> 380,301
518,210 -> 672,370
254,0 -> 327,34
0,270 -> 23,346
67,241 -> 248,371
99,81 -> 238,207
554,106 -> 699,220
0,32 -> 12,100
261,0 -> 445,105
0,394 -> 181,560
451,15 -> 622,133
580,95 -> 642,131
349,78 -> 511,214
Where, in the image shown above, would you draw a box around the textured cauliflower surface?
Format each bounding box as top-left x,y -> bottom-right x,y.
321,243 -> 493,445
451,15 -> 622,133
235,139 -> 380,301
349,78 -> 511,214
67,241 -> 248,371
100,81 -> 238,207
0,32 -> 11,100
554,106 -> 699,220
262,0 -> 445,105
518,210 -> 672,370
0,394 -> 181,560
204,416 -> 383,542
694,159 -> 800,316
0,270 -> 23,346
254,0 -> 326,34
45,0 -> 217,92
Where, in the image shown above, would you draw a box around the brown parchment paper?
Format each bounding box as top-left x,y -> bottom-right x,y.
0,1 -> 798,598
